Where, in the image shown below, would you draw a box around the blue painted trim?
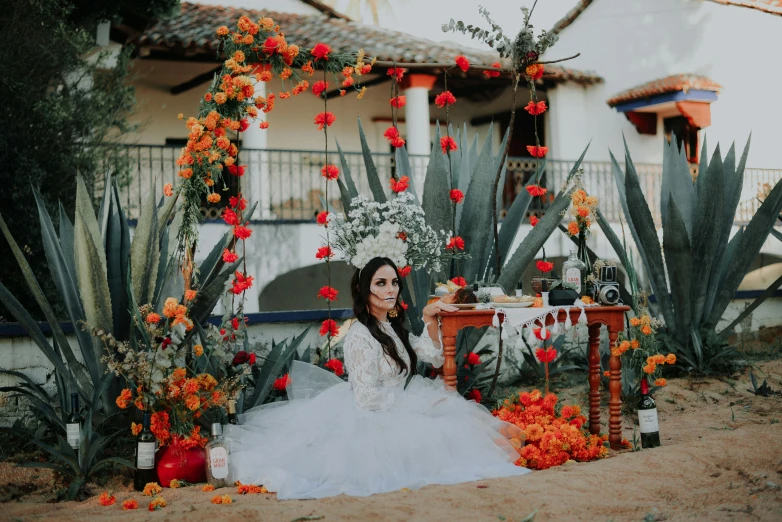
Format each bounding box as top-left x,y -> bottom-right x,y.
127,218 -> 316,227
0,309 -> 355,338
614,89 -> 718,112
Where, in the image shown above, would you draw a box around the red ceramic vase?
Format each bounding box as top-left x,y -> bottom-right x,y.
155,436 -> 207,487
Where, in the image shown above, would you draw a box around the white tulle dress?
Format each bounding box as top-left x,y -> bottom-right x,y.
225,320 -> 528,499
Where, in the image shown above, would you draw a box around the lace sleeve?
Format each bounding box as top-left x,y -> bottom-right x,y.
410,319 -> 445,367
344,324 -> 395,411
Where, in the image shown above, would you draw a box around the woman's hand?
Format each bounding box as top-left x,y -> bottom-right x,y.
422,295 -> 458,317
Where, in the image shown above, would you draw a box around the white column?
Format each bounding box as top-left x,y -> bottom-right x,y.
401,74 -> 436,194
242,75 -> 271,220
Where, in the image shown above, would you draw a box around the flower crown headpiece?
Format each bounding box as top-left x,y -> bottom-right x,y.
325,193 -> 465,275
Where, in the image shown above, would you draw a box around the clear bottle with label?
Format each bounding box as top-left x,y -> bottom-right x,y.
66,393 -> 82,461
562,250 -> 586,294
205,423 -> 231,487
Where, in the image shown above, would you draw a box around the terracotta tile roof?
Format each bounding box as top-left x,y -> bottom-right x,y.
606,74 -> 722,107
706,0 -> 782,16
134,2 -> 602,85
550,0 -> 594,34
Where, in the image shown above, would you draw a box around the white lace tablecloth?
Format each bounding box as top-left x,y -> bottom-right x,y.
475,300 -> 597,345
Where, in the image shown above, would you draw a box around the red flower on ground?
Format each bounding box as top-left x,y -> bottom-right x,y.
446,236 -> 465,250
233,225 -> 252,240
389,96 -> 406,108
312,80 -> 328,97
99,492 -> 116,506
536,260 -> 554,273
323,358 -> 345,376
222,208 -> 239,226
320,164 -> 339,180
535,347 -> 557,363
390,176 -> 409,193
316,211 -> 329,225
455,55 -> 470,72
466,352 -> 481,366
320,319 -> 339,337
434,91 -> 456,108
449,189 -> 464,204
440,136 -> 458,154
314,112 -> 336,130
533,327 -> 552,341
524,101 -> 548,116
450,276 -> 467,287
398,265 -> 412,277
468,389 -> 482,402
311,42 -> 331,61
273,374 -> 291,391
483,62 -> 502,78
526,185 -> 548,197
317,286 -> 338,302
222,249 -> 238,263
526,145 -> 548,158
387,67 -> 406,82
316,246 -> 334,260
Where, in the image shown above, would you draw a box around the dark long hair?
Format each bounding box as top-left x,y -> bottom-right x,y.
351,257 -> 417,374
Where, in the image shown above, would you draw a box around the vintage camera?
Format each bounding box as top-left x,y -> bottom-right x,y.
594,265 -> 620,305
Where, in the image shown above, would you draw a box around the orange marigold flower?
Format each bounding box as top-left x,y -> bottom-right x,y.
524,101 -> 548,115
145,312 -> 161,324
163,183 -> 173,197
194,344 -> 204,357
202,484 -> 215,492
526,145 -> 548,158
162,297 -> 179,318
116,388 -> 133,409
314,112 -> 336,130
449,189 -> 464,204
434,91 -> 456,108
641,325 -> 653,336
526,63 -> 545,80
185,289 -> 197,301
577,205 -> 590,218
123,499 -> 139,510
455,55 -> 470,72
630,317 -> 641,327
143,482 -> 162,497
148,497 -> 167,511
666,353 -> 676,364
185,394 -> 201,411
131,422 -> 142,436
178,168 -> 193,179
387,67 -> 405,82
440,136 -> 458,154
339,89 -> 346,96
216,26 -> 229,36
301,60 -> 314,75
323,358 -> 345,376
526,185 -> 547,197
654,378 -> 667,387
483,62 -> 502,78
630,339 -> 640,349
169,479 -> 181,489
643,363 -> 656,374
567,221 -> 580,236
446,236 -> 465,250
311,42 -> 331,60
603,370 -> 610,377
390,95 -> 406,108
390,175 -> 410,193
317,286 -> 338,302
342,77 -> 354,87
99,491 -> 116,506
319,318 -> 339,337
312,80 -> 328,97
207,193 -> 221,204
320,164 -> 339,180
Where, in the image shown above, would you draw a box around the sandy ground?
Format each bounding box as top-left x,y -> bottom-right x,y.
2,360 -> 782,522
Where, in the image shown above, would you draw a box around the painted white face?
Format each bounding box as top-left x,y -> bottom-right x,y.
367,265 -> 400,318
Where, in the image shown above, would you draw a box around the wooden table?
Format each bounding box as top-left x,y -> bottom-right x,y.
438,306 -> 630,449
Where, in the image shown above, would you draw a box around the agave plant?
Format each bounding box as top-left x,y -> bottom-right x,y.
0,174 -> 244,413
335,118 -> 587,395
601,137 -> 782,373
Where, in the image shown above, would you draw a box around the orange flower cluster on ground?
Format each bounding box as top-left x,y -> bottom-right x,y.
493,390 -> 608,470
237,481 -> 269,494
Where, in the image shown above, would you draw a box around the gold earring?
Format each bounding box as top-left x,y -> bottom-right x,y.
388,305 -> 399,318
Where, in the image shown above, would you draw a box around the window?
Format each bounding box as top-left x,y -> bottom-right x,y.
663,116 -> 699,163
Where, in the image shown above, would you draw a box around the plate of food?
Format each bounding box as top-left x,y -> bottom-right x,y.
450,303 -> 478,310
492,295 -> 535,308
495,301 -> 533,308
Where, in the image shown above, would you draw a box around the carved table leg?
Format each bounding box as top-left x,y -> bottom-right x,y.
608,329 -> 623,450
588,323 -> 602,436
442,334 -> 457,390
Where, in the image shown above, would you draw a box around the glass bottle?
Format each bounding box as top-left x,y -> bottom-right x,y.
639,377 -> 661,448
227,400 -> 239,425
205,423 -> 231,487
66,393 -> 82,461
562,250 -> 586,294
134,412 -> 157,491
